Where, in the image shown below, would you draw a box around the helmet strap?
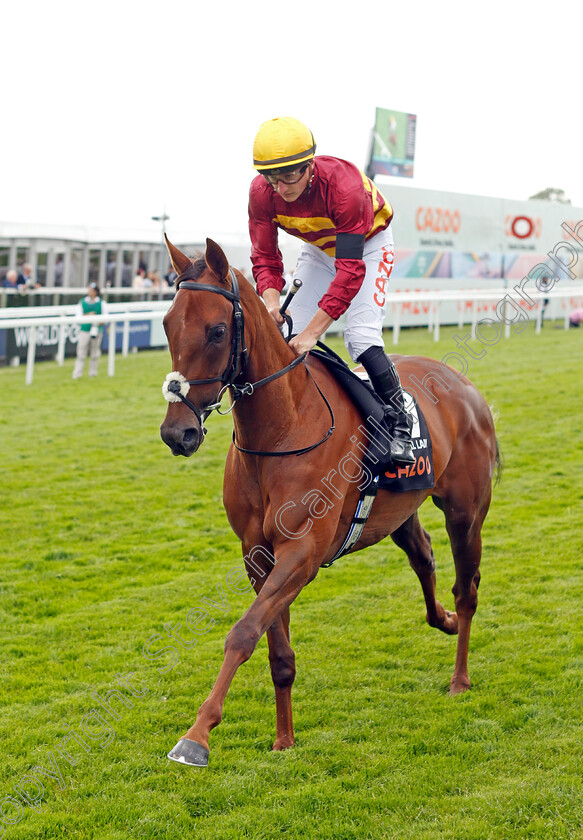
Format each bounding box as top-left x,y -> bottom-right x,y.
306,161 -> 315,194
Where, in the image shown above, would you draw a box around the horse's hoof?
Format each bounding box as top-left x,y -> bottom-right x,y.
426,608 -> 458,636
449,677 -> 471,696
167,738 -> 209,767
272,738 -> 295,751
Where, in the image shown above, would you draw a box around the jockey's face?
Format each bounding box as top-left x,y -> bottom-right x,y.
265,162 -> 312,202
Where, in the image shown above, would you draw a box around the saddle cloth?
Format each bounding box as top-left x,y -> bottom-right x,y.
308,342 -> 434,493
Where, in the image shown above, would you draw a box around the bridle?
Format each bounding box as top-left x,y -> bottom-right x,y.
162,265 -> 335,456
163,265 -> 248,430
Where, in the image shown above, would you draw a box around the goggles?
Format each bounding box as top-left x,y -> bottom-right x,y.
262,162 -> 311,186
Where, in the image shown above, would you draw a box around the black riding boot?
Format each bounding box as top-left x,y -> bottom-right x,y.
358,346 -> 415,466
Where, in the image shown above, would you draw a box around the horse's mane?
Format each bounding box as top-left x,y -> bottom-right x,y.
174,255 -> 207,287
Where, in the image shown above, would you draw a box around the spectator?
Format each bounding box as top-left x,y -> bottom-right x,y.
569,307 -> 583,328
133,268 -> 146,290
2,269 -> 20,289
142,271 -> 155,291
165,267 -> 178,287
2,269 -> 28,306
143,271 -> 168,296
72,283 -> 109,379
17,263 -> 41,289
54,257 -> 64,287
122,264 -> 133,287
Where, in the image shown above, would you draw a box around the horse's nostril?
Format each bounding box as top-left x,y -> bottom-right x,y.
183,429 -> 198,445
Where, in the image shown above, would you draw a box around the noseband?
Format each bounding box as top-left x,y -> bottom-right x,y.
162,265 -> 335,455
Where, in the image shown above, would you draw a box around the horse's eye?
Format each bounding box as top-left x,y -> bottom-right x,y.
209,325 -> 227,343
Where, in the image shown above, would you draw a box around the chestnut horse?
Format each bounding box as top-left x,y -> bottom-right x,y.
160,238 -> 500,767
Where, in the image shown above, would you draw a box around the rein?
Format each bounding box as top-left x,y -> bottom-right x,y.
232,364 -> 335,457
163,266 -> 335,456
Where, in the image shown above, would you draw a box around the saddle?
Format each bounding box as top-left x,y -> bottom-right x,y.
309,342 -> 386,429
308,342 -> 394,473
308,341 -> 434,492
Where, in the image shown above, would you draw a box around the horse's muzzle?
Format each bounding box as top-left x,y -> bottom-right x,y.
160,417 -> 203,457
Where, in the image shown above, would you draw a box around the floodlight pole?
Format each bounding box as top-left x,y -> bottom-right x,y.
151,210 -> 170,300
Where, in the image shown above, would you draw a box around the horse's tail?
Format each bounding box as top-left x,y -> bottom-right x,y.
488,403 -> 503,486
494,437 -> 503,486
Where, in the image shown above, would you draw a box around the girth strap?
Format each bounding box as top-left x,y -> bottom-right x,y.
321,474 -> 380,567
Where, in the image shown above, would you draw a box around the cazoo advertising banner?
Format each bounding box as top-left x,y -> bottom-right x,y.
384,183 -> 583,283
371,184 -> 583,327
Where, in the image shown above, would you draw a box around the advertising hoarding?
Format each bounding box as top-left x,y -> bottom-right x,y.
378,184 -> 583,284
5,318 -> 152,361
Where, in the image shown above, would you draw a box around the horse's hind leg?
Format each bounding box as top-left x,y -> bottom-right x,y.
436,488 -> 491,695
390,512 -> 458,635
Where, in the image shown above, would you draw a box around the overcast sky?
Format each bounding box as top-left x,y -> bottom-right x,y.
3,0 -> 582,242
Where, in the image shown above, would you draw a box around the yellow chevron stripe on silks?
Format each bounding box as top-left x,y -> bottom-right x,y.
275,214 -> 333,234
274,215 -> 336,255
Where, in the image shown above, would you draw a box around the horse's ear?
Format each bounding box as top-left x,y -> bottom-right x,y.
165,235 -> 192,276
205,238 -> 230,285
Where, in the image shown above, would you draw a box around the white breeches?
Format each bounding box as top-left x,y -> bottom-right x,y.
288,225 -> 394,361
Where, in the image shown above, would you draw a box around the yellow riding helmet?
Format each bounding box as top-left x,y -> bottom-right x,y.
253,117 -> 316,171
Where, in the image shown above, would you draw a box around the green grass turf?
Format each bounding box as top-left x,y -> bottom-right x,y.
0,319 -> 582,839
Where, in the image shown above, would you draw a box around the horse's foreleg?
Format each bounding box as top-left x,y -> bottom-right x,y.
390,512 -> 458,635
168,551 -> 312,767
267,606 -> 295,751
167,622 -> 252,767
250,567 -> 296,750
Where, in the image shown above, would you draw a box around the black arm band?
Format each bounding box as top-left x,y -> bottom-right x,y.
335,233 -> 366,260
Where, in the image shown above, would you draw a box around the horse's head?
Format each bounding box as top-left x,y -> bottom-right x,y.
160,237 -> 245,457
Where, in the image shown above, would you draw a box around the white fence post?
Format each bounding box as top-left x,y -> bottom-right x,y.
57,318 -> 67,366
108,321 -> 116,376
26,327 -> 37,385
433,301 -> 440,342
392,303 -> 401,346
122,318 -> 130,357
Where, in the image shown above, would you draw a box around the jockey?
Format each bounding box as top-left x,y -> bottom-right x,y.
249,116 -> 414,465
